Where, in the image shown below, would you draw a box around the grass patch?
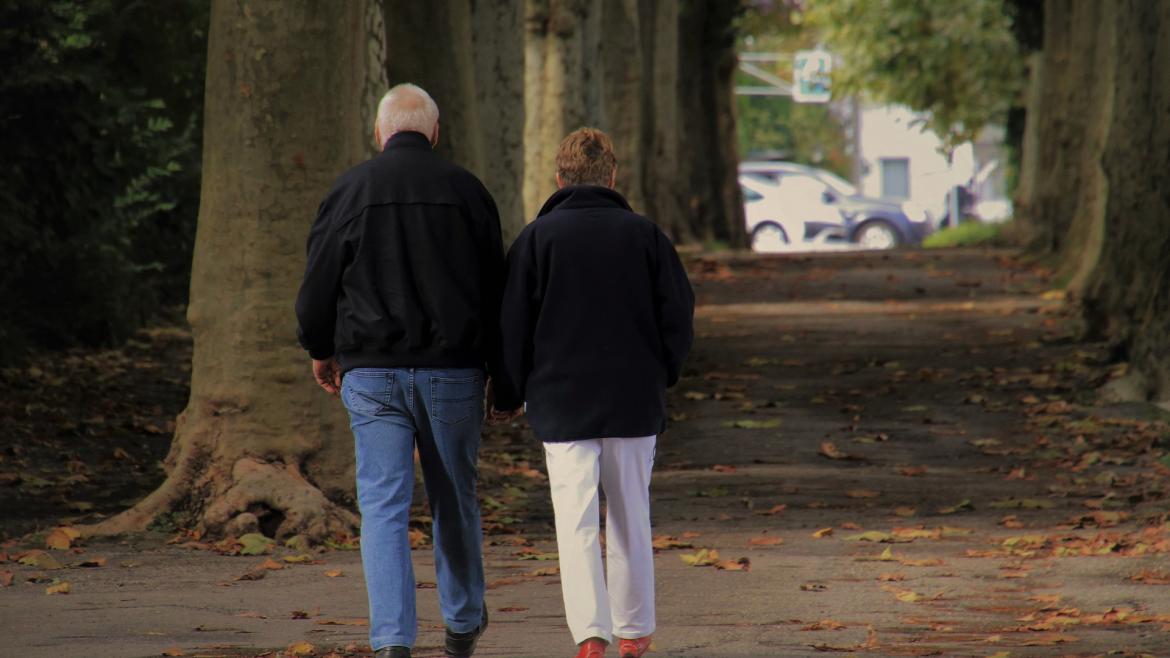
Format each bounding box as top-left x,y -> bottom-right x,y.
923,221 -> 1010,248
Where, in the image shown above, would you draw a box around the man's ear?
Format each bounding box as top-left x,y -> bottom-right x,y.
430,122 -> 440,148
609,167 -> 618,189
374,123 -> 383,150
555,172 -> 565,189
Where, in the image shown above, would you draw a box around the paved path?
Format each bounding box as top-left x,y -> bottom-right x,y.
4,249 -> 1170,657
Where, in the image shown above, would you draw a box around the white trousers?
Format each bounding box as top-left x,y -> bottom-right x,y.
543,436 -> 657,644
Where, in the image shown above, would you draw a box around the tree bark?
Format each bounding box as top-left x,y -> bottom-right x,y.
84,0 -> 386,541
384,0 -> 527,241
676,0 -> 746,246
1019,0 -> 1170,403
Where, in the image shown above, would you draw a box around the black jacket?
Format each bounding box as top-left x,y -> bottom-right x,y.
295,131 -> 506,375
497,185 -> 694,441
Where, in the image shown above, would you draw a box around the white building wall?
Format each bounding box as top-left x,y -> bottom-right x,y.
857,104 -> 974,220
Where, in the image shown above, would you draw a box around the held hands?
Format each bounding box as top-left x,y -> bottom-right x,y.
312,358 -> 342,395
484,377 -> 524,424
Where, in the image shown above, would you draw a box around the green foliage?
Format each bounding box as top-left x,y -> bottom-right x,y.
922,221 -> 1009,249
736,1 -> 854,177
806,0 -> 1024,147
0,0 -> 208,361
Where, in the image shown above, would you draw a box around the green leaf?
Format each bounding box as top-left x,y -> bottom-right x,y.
239,533 -> 275,556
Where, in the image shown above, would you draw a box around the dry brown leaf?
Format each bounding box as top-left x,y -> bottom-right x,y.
800,582 -> 828,591
258,558 -> 285,571
892,506 -> 917,517
45,581 -> 71,595
715,557 -> 751,571
877,573 -> 906,582
897,465 -> 927,477
45,527 -> 80,551
1131,569 -> 1170,585
818,441 -> 848,460
286,641 -> 316,656
758,504 -> 787,516
812,527 -> 834,539
324,569 -> 344,578
497,606 -> 529,612
652,535 -> 694,550
846,489 -> 881,499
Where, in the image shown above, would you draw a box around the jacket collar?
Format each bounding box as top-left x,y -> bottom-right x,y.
537,185 -> 633,217
382,131 -> 433,152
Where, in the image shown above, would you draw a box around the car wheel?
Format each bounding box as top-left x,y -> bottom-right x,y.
854,220 -> 900,250
751,223 -> 789,253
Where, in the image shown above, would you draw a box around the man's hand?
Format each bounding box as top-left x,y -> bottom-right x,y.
312,358 -> 342,395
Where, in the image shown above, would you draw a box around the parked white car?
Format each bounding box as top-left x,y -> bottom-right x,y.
739,161 -> 933,252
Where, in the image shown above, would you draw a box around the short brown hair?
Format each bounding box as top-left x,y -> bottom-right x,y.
555,127 -> 617,186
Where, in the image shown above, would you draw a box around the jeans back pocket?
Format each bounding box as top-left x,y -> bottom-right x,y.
430,373 -> 482,425
342,369 -> 395,416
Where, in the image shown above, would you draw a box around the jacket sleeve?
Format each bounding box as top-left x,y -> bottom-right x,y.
494,227 -> 537,410
476,188 -> 509,398
654,229 -> 695,387
294,199 -> 348,360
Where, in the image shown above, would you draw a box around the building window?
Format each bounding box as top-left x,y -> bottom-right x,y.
879,158 -> 910,199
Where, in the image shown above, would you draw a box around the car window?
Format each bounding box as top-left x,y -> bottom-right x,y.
780,174 -> 830,199
740,185 -> 763,202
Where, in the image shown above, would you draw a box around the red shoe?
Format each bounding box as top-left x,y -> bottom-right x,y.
618,636 -> 652,658
574,637 -> 608,658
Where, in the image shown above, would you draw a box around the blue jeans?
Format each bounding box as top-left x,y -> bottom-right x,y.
341,367 -> 486,650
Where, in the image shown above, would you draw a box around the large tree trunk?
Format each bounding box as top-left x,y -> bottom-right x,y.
676,0 -> 746,245
1018,0 -> 1170,403
384,0 -> 527,241
84,0 -> 386,541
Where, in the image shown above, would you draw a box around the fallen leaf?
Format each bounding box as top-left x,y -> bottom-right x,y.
893,506 -> 917,517
680,548 -> 719,567
237,611 -> 267,619
286,641 -> 316,656
238,533 -> 274,556
938,499 -> 974,515
712,464 -> 737,473
1131,569 -> 1170,585
236,567 -> 267,581
652,535 -> 693,550
258,558 -> 284,571
0,571 -> 12,587
877,573 -> 906,582
812,527 -> 834,539
316,618 -> 368,626
748,536 -> 784,547
408,528 -> 428,549
324,569 -> 344,578
16,550 -> 63,570
45,580 -> 71,595
818,441 -> 850,460
162,648 -> 184,657
282,554 -> 316,564
497,606 -> 529,612
898,465 -> 927,477
525,567 -> 559,577
846,489 -> 880,499
800,582 -> 828,592
843,531 -> 895,542
45,527 -> 81,551
758,504 -> 787,516
290,610 -> 311,620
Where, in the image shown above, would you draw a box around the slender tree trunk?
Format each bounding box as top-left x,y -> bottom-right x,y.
84,0 -> 386,541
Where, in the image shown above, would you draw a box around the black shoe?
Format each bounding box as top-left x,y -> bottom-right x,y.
374,647 -> 411,658
445,604 -> 489,657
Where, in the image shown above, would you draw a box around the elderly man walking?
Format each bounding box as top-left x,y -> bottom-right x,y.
496,128 -> 695,658
295,84 -> 500,658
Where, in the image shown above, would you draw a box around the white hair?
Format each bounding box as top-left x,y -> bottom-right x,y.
376,83 -> 439,139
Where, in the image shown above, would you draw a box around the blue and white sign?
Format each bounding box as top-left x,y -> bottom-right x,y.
793,49 -> 832,103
